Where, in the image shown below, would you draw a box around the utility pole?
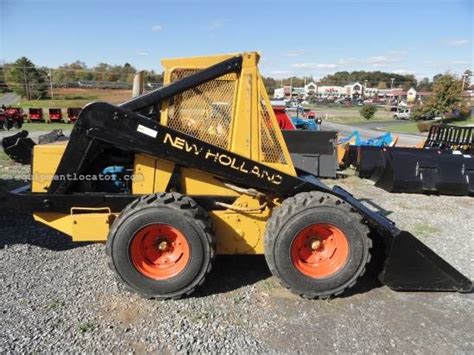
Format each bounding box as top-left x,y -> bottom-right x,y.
132,70 -> 145,97
390,78 -> 395,108
461,73 -> 468,91
290,77 -> 293,100
48,68 -> 54,99
22,67 -> 30,101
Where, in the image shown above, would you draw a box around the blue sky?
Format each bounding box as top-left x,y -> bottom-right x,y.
1,0 -> 472,80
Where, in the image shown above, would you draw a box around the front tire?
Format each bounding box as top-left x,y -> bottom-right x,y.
106,192 -> 215,299
265,191 -> 372,298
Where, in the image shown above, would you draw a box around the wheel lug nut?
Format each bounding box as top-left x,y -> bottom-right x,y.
158,241 -> 168,251
310,239 -> 321,250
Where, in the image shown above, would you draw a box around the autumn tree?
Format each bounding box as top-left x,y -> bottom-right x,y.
4,57 -> 48,99
414,74 -> 469,120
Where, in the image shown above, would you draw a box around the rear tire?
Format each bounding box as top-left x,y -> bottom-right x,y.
265,191 -> 372,299
106,192 -> 215,299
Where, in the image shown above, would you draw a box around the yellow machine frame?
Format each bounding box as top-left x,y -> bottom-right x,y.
32,52 -> 296,254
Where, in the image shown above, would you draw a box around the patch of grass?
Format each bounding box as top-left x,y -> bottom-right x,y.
259,278 -> 277,293
324,116 -> 393,124
18,99 -> 91,110
233,294 -> 246,305
22,122 -> 73,131
0,149 -> 10,165
46,299 -> 65,310
383,116 -> 474,133
79,321 -> 95,334
16,88 -> 133,109
305,104 -> 361,111
412,223 -> 441,238
448,115 -> 474,127
382,122 -> 420,133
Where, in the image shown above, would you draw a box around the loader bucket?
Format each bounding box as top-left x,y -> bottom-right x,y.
2,130 -> 69,165
38,129 -> 68,144
282,130 -> 338,178
424,125 -> 473,153
379,231 -> 472,292
375,148 -> 473,195
343,144 -> 358,168
356,145 -> 385,178
332,185 -> 472,292
2,130 -> 36,165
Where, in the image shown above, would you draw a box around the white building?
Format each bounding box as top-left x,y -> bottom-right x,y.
274,87 -> 285,99
407,87 -> 417,103
273,81 -> 380,99
304,82 -> 317,95
344,82 -> 363,98
315,86 -> 347,98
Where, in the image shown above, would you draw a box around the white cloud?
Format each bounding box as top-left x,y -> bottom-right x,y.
137,51 -> 149,56
209,19 -> 224,30
451,60 -> 470,65
271,70 -> 291,75
151,24 -> 162,31
284,49 -> 305,57
338,52 -> 406,68
393,69 -> 412,75
447,39 -> 469,47
291,63 -> 337,69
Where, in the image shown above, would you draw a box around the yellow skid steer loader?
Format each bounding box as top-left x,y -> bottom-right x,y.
10,52 -> 471,299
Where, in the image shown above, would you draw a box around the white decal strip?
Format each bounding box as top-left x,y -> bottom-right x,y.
137,124 -> 158,138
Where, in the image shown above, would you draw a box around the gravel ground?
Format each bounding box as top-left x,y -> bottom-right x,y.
0,159 -> 473,353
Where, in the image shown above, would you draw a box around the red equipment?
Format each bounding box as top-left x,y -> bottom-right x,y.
0,110 -> 5,130
28,108 -> 44,122
1,107 -> 24,130
303,108 -> 316,119
48,108 -> 63,123
66,107 -> 81,123
270,101 -> 295,130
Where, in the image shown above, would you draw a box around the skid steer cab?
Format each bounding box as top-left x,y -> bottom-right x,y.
10,52 -> 471,299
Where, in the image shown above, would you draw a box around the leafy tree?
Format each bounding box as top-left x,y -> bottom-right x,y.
416,74 -> 469,120
0,66 -> 7,92
318,71 -> 416,89
4,57 -> 48,99
262,76 -> 278,94
54,60 -> 90,84
417,77 -> 432,91
143,69 -> 163,83
432,73 -> 443,83
360,104 -> 377,120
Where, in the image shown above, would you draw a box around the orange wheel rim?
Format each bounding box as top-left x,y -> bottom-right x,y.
130,224 -> 190,280
291,223 -> 349,278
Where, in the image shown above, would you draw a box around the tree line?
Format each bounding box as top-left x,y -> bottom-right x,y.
0,57 -> 163,100
262,71 -> 472,94
0,56 -> 471,101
